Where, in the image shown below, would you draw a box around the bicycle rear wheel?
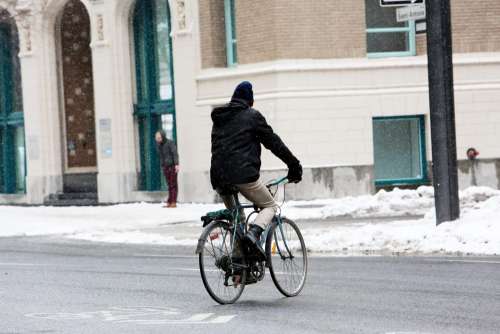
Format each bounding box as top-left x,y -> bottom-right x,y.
265,217 -> 307,297
199,220 -> 246,304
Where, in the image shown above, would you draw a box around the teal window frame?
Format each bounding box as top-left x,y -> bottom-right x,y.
133,0 -> 176,191
373,115 -> 428,187
365,0 -> 416,59
367,22 -> 416,58
0,22 -> 25,194
224,0 -> 237,66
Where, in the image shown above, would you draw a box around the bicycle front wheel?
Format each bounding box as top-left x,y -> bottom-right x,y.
265,217 -> 308,297
199,220 -> 246,304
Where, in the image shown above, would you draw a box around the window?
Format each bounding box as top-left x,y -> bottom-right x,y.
133,0 -> 175,191
373,116 -> 427,186
365,0 -> 416,58
0,14 -> 25,194
224,0 -> 237,66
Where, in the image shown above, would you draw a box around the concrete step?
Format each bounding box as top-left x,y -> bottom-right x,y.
63,173 -> 97,193
45,192 -> 98,206
43,198 -> 99,207
48,192 -> 98,201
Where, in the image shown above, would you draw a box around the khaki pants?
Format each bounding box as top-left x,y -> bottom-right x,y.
221,178 -> 278,229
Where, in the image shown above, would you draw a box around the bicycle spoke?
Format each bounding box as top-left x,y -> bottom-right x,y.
199,221 -> 245,304
269,219 -> 307,297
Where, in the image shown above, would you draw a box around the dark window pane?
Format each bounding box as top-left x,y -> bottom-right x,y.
0,11 -> 22,114
367,32 -> 408,53
0,129 -> 4,190
230,0 -> 237,63
14,126 -> 25,192
365,0 -> 405,28
10,24 -> 22,113
133,2 -> 148,103
373,118 -> 423,181
154,0 -> 173,101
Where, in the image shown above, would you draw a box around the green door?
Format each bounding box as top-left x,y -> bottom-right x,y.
133,0 -> 176,191
0,19 -> 25,194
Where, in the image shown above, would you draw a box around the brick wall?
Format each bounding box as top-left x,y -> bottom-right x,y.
199,0 -> 227,68
236,0 -> 366,65
452,0 -> 500,53
200,0 -> 366,68
199,0 -> 500,68
417,0 -> 500,55
234,0 -> 277,64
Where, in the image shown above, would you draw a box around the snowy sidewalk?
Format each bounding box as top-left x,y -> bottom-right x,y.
0,186 -> 499,255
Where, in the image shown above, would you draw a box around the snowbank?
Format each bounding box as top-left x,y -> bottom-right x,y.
304,194 -> 500,255
0,203 -> 219,237
0,186 -> 499,255
283,186 -> 436,220
299,186 -> 500,255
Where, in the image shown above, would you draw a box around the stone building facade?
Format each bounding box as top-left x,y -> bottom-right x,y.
0,0 -> 499,205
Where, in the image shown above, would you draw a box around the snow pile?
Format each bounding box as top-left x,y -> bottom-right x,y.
284,186 -> 435,220
0,203 -> 219,237
304,192 -> 500,255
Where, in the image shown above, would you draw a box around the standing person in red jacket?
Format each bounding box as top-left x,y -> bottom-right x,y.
155,130 -> 179,208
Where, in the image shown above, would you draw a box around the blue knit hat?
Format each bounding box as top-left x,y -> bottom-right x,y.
231,81 -> 254,105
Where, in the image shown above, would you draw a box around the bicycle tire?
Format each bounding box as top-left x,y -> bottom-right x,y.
265,217 -> 308,297
199,220 -> 247,304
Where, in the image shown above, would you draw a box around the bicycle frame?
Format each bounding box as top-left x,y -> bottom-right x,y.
196,176 -> 293,260
227,176 -> 293,261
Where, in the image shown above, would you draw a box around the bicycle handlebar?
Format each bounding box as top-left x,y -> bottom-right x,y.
266,176 -> 289,188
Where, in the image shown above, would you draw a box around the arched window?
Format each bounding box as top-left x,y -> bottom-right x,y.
133,0 -> 175,191
0,10 -> 25,194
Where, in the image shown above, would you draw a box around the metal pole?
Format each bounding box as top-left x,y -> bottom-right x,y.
425,0 -> 460,224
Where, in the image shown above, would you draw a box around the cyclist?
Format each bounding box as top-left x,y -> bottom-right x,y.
210,81 -> 302,258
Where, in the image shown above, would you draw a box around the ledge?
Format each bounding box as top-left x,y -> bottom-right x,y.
0,194 -> 28,205
197,53 -> 500,82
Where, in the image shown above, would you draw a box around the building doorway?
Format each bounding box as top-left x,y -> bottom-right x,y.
0,10 -> 25,194
132,0 -> 176,191
58,0 -> 97,193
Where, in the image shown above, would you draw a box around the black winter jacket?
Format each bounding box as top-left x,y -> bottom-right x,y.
157,131 -> 179,167
210,99 -> 299,191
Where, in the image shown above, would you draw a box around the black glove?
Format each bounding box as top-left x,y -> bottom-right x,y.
287,163 -> 303,183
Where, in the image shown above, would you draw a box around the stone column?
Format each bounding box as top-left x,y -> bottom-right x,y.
169,0 -> 209,202
88,0 -> 137,203
17,7 -> 64,204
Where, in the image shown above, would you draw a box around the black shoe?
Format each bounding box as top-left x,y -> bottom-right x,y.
243,225 -> 266,260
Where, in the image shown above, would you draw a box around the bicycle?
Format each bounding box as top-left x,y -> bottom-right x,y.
195,177 -> 308,304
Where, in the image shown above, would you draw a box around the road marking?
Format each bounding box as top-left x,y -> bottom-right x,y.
133,254 -> 197,258
210,315 -> 237,324
386,332 -> 435,334
179,313 -> 213,322
0,262 -> 57,267
0,262 -> 214,275
425,259 -> 500,265
26,306 -> 236,325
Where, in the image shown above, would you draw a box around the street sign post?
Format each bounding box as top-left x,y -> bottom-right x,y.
425,0 -> 460,224
396,4 -> 426,22
380,0 -> 424,7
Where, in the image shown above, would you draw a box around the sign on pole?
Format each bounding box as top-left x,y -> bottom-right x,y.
380,0 -> 424,7
396,4 -> 426,22
416,19 -> 427,34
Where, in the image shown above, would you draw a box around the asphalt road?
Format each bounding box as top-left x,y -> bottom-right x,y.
0,236 -> 499,334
